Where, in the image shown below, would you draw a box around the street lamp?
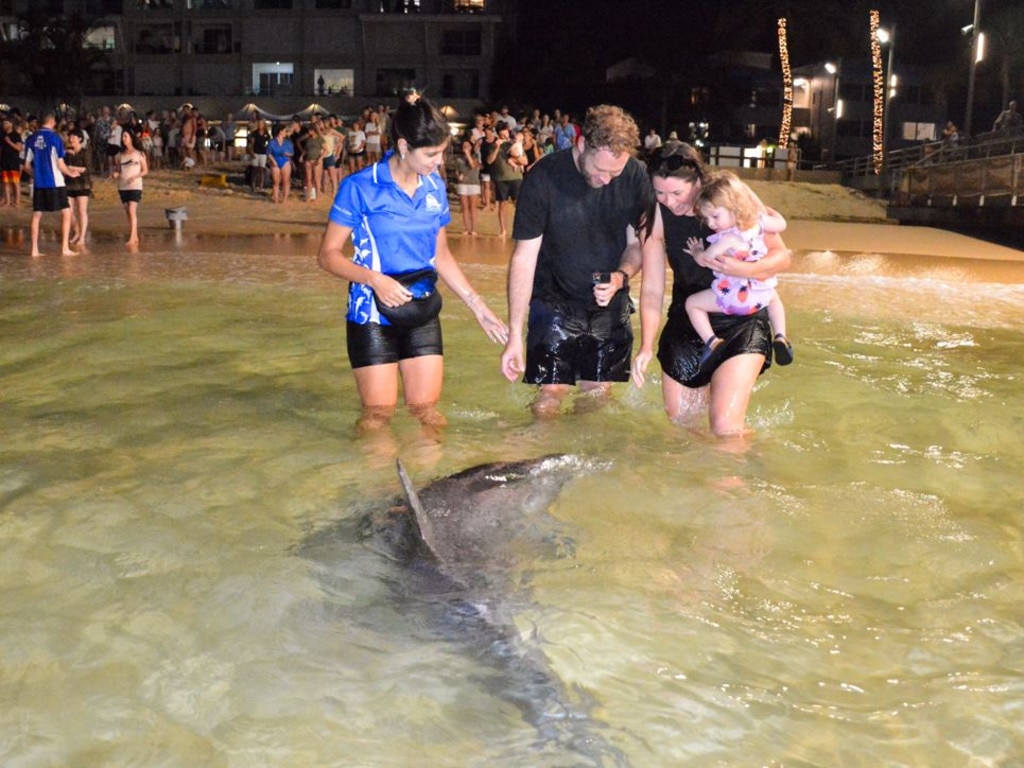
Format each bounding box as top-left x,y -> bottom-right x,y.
964,0 -> 982,138
825,60 -> 841,164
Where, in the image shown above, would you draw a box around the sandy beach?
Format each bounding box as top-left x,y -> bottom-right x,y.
2,162 -> 1021,262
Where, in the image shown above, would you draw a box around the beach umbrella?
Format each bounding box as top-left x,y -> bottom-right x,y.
299,103 -> 327,118
237,103 -> 290,122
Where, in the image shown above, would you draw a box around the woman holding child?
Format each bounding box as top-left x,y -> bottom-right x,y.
632,144 -> 791,438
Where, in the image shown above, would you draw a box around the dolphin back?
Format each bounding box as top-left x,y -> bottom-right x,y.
398,454 -> 583,569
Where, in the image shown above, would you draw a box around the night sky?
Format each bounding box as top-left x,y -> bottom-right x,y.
499,0 -> 1023,122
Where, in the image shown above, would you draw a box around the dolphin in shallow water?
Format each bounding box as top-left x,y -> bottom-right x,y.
303,455 -> 630,767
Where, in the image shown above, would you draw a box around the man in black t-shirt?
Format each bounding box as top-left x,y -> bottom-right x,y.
500,104 -> 651,417
248,118 -> 271,192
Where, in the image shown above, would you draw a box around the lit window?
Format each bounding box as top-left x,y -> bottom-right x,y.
85,25 -> 117,50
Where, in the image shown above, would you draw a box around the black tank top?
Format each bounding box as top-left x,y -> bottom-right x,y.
659,203 -> 714,309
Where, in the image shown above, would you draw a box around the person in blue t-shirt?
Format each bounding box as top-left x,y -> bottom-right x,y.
316,94 -> 507,433
23,113 -> 83,257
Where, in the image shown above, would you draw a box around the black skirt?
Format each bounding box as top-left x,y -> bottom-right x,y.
657,305 -> 773,389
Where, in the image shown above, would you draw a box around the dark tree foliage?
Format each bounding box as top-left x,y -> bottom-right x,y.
3,11 -> 110,112
494,0 -> 1022,140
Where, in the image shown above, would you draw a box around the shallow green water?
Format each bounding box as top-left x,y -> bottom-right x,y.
2,231 -> 1024,767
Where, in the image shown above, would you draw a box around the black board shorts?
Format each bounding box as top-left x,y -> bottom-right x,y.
523,294 -> 632,385
32,186 -> 69,212
346,317 -> 443,368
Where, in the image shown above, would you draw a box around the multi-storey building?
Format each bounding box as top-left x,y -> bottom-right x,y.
794,59 -> 946,163
1,0 -> 514,117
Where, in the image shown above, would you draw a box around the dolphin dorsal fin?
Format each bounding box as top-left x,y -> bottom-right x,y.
395,458 -> 440,558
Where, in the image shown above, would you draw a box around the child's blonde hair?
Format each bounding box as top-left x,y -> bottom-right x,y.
696,170 -> 762,230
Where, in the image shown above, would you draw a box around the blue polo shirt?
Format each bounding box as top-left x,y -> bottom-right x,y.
329,152 -> 451,324
24,127 -> 66,189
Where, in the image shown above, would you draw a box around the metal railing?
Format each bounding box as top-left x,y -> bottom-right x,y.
836,130 -> 1024,206
836,130 -> 1024,181
892,152 -> 1023,208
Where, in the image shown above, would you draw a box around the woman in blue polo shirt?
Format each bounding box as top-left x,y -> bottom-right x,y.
316,95 -> 507,433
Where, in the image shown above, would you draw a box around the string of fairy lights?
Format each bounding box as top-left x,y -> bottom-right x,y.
777,17 -> 793,148
869,9 -> 885,175
775,10 -> 891,174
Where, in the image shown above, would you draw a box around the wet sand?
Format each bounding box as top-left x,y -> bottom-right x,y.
1,165 -> 1021,263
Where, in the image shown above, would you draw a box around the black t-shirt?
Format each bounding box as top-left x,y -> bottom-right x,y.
64,148 -> 92,192
480,138 -> 498,174
251,129 -> 270,155
513,149 -> 649,304
1,130 -> 23,170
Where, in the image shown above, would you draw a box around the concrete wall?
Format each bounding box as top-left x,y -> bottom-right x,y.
716,165 -> 843,186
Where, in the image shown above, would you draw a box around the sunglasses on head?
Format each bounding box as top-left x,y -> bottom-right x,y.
652,154 -> 699,172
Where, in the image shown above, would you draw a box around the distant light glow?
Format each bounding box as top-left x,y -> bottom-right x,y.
777,17 -> 792,147
976,32 -> 985,63
870,10 -> 884,175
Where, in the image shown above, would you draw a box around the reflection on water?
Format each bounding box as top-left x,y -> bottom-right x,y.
3,230 -> 1024,766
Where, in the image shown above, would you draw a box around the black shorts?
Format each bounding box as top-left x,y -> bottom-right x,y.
524,294 -> 632,385
32,186 -> 69,212
346,317 -> 443,369
119,189 -> 142,204
106,144 -> 121,158
67,189 -> 92,199
493,179 -> 521,202
657,305 -> 772,389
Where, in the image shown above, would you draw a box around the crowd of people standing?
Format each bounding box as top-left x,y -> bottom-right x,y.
0,100 -> 588,223
3,95 -> 793,440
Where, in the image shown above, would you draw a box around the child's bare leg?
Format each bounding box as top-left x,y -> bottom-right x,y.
768,290 -> 794,365
685,289 -> 721,344
767,290 -> 787,337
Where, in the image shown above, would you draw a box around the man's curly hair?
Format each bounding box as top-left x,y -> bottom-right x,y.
581,105 -> 639,156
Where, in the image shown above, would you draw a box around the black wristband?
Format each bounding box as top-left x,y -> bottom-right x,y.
615,269 -> 629,287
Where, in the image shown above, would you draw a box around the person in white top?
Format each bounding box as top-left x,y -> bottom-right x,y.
364,112 -> 382,164
106,121 -> 123,178
113,128 -> 148,246
643,128 -> 662,159
347,119 -> 367,174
